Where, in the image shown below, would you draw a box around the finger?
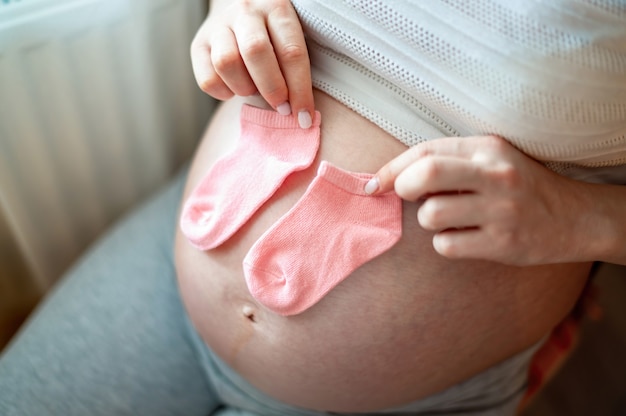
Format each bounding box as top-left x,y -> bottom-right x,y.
418,193 -> 484,231
211,27 -> 258,97
372,143 -> 440,195
267,5 -> 315,123
190,32 -> 234,100
393,156 -> 481,201
431,228 -> 487,260
235,14 -> 289,108
369,136 -> 501,194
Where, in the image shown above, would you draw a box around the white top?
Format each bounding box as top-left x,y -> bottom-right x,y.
291,0 -> 626,183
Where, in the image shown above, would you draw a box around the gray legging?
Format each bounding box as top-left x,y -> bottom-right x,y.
0,168 -> 538,416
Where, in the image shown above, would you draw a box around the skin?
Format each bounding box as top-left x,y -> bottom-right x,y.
176,0 -> 624,411
175,92 -> 591,411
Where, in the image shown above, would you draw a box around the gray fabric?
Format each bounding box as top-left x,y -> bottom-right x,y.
0,169 -> 218,416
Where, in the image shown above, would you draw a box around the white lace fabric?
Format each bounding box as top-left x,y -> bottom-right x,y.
291,0 -> 626,182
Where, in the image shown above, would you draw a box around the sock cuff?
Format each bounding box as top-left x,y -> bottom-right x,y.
241,104 -> 321,129
318,161 -> 378,195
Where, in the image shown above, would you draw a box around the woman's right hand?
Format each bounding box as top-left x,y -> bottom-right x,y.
191,0 -> 315,128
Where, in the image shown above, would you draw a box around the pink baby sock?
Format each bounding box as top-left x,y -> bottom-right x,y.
180,104 -> 321,250
243,161 -> 403,316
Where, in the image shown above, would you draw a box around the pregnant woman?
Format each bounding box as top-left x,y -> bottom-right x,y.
1,1 -> 625,415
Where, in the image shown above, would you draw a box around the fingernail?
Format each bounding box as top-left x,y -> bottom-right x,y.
364,178 -> 379,195
298,110 -> 312,129
277,102 -> 291,116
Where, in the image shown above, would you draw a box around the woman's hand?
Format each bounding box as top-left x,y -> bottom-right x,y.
191,0 -> 315,128
366,135 -> 622,266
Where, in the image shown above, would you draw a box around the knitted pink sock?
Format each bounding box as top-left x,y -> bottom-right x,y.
243,161 -> 402,316
180,104 -> 321,250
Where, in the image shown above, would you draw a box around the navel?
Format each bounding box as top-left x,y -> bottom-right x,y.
242,304 -> 257,323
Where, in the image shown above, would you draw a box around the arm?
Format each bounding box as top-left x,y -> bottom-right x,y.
366,135 -> 626,266
190,0 -> 315,128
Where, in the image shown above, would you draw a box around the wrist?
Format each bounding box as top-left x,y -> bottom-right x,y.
575,181 -> 626,265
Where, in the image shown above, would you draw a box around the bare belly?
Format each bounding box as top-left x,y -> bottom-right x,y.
174,91 -> 591,412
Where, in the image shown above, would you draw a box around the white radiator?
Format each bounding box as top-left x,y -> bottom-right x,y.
0,0 -> 215,292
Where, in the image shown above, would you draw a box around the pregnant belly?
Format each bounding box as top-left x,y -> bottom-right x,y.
174,91 -> 591,412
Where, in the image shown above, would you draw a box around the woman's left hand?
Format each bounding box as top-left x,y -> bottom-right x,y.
367,135 -> 602,266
